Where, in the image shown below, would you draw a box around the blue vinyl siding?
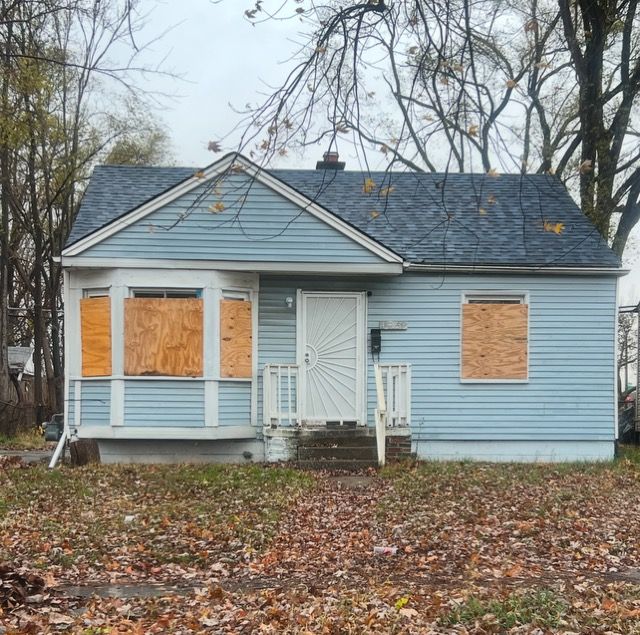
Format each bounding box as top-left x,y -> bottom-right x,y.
67,383 -> 75,425
218,382 -> 251,425
81,381 -> 111,425
124,380 -> 205,427
258,273 -> 616,441
81,174 -> 384,263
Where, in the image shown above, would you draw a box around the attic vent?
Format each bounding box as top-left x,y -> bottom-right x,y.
316,151 -> 345,171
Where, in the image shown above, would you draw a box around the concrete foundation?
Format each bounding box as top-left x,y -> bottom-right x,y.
97,439 -> 265,464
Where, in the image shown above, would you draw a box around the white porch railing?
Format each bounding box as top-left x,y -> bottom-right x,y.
374,364 -> 387,466
374,363 -> 411,467
378,363 -> 411,427
263,364 -> 299,427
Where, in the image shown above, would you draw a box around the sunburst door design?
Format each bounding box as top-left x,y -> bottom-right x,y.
299,292 -> 365,424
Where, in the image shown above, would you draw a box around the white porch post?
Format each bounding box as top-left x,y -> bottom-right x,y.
110,284 -> 126,427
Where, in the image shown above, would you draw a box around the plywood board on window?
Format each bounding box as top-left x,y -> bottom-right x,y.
80,297 -> 112,377
220,299 -> 252,378
462,303 -> 528,380
124,298 -> 203,377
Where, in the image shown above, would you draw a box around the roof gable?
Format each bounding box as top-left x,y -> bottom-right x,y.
65,155 -> 399,264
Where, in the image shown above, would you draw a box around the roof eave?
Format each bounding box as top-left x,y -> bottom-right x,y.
404,262 -> 627,276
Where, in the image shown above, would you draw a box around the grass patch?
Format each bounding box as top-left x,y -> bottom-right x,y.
0,428 -> 47,450
440,589 -> 568,629
0,463 -> 313,575
618,444 -> 640,464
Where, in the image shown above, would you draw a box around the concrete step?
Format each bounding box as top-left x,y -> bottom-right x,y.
298,445 -> 378,461
297,459 -> 378,471
298,428 -> 375,439
300,435 -> 377,448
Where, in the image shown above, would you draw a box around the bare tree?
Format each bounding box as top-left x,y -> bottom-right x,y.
619,311 -> 637,392
232,0 -> 640,257
0,0 -> 174,427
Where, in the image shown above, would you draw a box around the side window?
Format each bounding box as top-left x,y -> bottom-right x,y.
220,291 -> 252,379
124,289 -> 203,377
461,293 -> 528,381
80,290 -> 111,377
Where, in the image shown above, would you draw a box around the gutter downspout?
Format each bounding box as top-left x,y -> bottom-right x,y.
48,429 -> 67,469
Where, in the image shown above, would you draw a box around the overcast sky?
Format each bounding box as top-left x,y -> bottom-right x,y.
131,0 -> 639,303
131,0 -> 319,168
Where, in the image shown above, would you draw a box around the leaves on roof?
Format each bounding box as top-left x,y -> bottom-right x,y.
362,178 -> 376,194
543,220 -> 565,234
379,185 -> 395,197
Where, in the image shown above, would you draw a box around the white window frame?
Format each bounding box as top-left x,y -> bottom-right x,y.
464,293 -> 527,305
83,288 -> 110,298
460,291 -> 530,384
222,289 -> 250,301
130,288 -> 201,298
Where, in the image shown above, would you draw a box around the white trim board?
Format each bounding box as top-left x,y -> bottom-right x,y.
61,257 -> 403,275
62,269 -> 71,437
614,276 -> 619,440
77,425 -> 258,440
62,153 -> 403,264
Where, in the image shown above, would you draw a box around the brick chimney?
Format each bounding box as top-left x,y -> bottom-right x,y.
316,151 -> 345,170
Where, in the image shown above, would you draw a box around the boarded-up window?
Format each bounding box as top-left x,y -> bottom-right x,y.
461,301 -> 528,380
124,298 -> 203,376
220,299 -> 252,378
80,297 -> 112,377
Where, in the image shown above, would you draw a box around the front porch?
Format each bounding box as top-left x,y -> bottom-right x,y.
262,362 -> 412,465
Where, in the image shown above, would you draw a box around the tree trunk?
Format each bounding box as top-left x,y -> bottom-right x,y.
0,4 -> 13,414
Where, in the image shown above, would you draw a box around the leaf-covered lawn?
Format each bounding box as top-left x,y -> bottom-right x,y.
1,463 -> 312,584
3,454 -> 640,632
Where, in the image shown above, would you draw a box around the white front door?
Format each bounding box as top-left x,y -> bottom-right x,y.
298,291 -> 366,425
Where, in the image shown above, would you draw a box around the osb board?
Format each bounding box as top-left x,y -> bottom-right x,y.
220,299 -> 252,378
80,297 -> 112,377
124,298 -> 203,377
461,303 -> 528,380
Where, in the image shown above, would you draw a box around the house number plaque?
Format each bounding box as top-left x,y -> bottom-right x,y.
379,321 -> 408,331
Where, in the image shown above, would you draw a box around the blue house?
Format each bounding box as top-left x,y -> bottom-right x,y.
60,152 -> 623,464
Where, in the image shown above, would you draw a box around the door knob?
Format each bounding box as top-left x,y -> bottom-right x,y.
304,352 -> 310,364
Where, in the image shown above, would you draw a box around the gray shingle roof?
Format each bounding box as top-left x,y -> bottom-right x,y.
67,165 -> 195,246
67,160 -> 620,268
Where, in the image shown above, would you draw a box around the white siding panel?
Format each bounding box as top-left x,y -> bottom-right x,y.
124,380 -> 205,427
81,381 -> 111,425
218,381 -> 251,425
